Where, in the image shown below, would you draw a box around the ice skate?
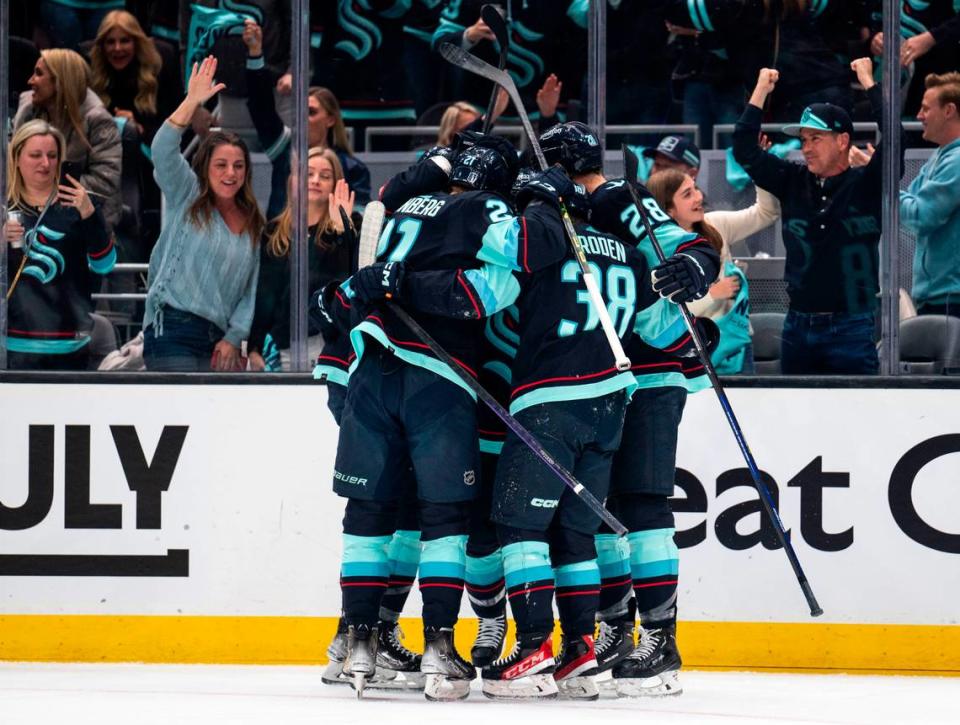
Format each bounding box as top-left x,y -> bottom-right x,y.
613,623 -> 683,697
554,634 -> 599,700
470,613 -> 507,667
321,618 -> 351,686
421,627 -> 476,701
594,611 -> 636,695
481,634 -> 558,700
342,624 -> 378,698
367,622 -> 425,691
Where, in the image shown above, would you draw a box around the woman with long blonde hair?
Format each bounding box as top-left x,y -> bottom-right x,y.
88,9 -> 180,146
248,146 -> 358,372
14,47 -> 122,228
4,119 -> 115,370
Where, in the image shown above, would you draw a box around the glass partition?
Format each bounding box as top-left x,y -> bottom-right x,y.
3,1 -> 957,378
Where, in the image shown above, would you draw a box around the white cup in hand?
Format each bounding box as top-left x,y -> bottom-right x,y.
6,210 -> 24,249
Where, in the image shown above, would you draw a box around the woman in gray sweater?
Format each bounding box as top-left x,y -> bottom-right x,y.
142,55 -> 264,372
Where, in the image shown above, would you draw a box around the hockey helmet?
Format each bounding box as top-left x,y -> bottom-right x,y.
510,166 -> 537,202
539,121 -> 603,175
450,134 -> 519,196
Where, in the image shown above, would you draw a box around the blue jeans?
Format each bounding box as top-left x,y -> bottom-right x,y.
39,1 -> 114,51
143,307 -> 223,372
780,310 -> 879,376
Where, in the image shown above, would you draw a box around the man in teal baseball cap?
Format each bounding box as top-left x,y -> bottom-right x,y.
782,103 -> 854,178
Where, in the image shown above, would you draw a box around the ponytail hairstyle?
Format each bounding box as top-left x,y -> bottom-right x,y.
647,168 -> 724,255
90,10 -> 162,116
188,131 -> 265,246
267,147 -> 345,258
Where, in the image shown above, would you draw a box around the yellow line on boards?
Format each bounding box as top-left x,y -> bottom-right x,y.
0,616 -> 958,675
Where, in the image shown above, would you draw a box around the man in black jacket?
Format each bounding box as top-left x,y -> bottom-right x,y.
732,58 -> 904,375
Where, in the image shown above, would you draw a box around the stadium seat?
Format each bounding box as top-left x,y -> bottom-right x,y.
750,312 -> 785,375
898,315 -> 960,375
87,313 -> 120,370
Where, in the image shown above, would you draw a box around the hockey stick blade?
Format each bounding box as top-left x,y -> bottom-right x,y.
358,201 -> 386,268
481,4 -> 509,134
439,43 -> 632,372
622,145 -> 823,617
387,302 -> 628,536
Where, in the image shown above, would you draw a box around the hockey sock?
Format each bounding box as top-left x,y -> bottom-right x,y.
627,528 -> 679,627
418,534 -> 467,630
554,559 -> 601,637
340,533 -> 392,628
501,540 -> 555,636
465,549 -> 506,619
595,533 -> 633,622
379,529 -> 421,622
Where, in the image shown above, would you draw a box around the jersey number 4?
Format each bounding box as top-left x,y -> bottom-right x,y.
557,261 -> 636,339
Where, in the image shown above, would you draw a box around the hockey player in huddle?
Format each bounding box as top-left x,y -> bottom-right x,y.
538,122 -> 720,697
322,135 -> 531,701
311,246 -> 425,693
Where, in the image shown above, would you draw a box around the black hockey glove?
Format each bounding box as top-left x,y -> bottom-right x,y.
651,253 -> 710,303
351,261 -> 406,305
515,166 -> 575,211
310,282 -> 341,338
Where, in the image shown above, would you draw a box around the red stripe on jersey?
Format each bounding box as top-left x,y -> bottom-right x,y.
521,216 -> 531,273
676,239 -> 706,254
317,354 -> 350,365
511,365 -> 620,397
335,290 -> 352,308
457,269 -> 483,318
8,328 -> 77,338
88,239 -> 115,259
364,316 -> 478,377
663,334 -> 691,353
633,579 -> 678,589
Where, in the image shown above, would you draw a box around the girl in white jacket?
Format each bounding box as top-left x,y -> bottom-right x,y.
647,168 -> 781,373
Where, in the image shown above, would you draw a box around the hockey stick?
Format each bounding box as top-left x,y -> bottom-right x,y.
439,42 -> 632,373
356,200 -> 385,269
356,204 -> 628,536
622,145 -> 823,617
480,4 -> 509,134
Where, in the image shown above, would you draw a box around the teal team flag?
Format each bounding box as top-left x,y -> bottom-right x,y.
184,3 -> 263,90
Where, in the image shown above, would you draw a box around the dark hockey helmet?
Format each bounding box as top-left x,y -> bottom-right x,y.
539,121 -> 603,175
510,166 -> 537,202
564,181 -> 591,222
450,134 -> 519,196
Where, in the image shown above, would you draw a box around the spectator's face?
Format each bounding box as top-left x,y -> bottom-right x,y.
28,59 -> 55,106
668,174 -> 704,231
800,129 -> 847,176
918,89 -> 955,145
308,97 -> 335,147
652,153 -> 698,180
17,135 -> 59,191
307,156 -> 335,204
103,26 -> 136,71
207,144 -> 246,201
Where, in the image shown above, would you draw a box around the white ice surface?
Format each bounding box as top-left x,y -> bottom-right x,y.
1,663 -> 957,725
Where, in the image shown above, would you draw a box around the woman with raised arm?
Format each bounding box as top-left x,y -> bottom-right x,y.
142,56 -> 264,372
247,147 -> 359,372
4,120 -> 115,371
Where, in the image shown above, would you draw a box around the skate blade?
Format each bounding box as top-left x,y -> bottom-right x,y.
423,674 -> 472,701
366,668 -> 426,691
352,672 -> 367,699
321,661 -> 352,686
615,670 -> 682,698
556,675 -> 599,701
481,674 -> 559,700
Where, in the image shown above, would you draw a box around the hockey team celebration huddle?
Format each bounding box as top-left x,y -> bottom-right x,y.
8,0 -> 960,717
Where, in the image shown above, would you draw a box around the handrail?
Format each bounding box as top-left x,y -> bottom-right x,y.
604,124 -> 701,146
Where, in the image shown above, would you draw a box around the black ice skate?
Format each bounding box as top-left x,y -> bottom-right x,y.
612,623 -> 683,697
321,617 -> 350,686
342,624 -> 378,698
481,634 -> 558,700
471,613 -> 507,667
595,601 -> 637,674
420,627 -> 476,701
370,622 -> 426,691
553,634 -> 599,700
